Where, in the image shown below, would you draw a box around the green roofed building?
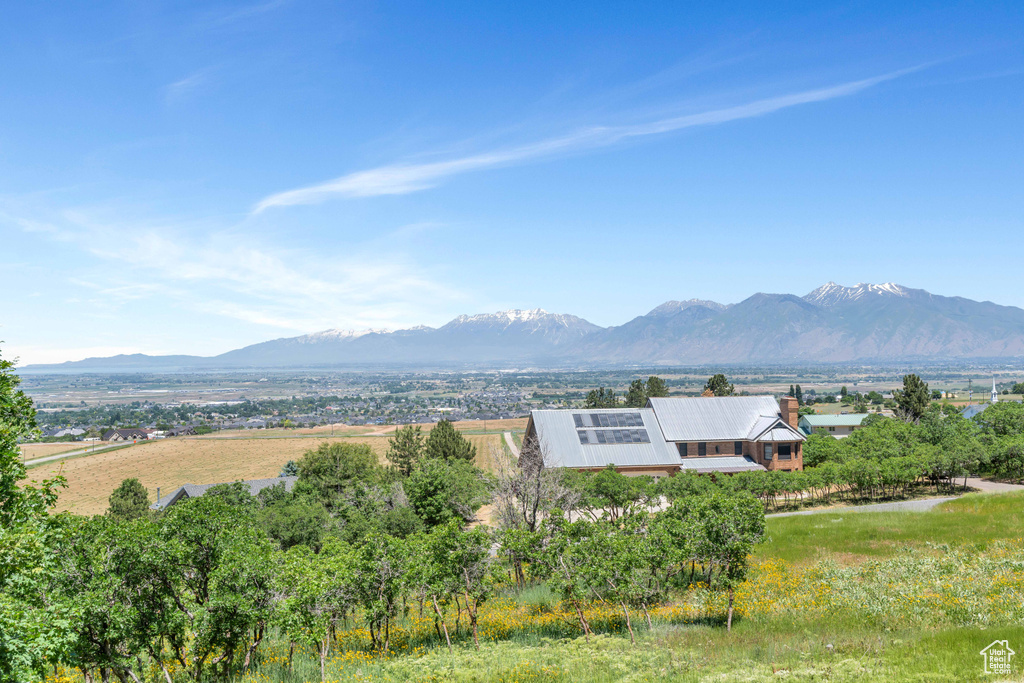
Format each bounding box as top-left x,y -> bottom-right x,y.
798,413 -> 868,438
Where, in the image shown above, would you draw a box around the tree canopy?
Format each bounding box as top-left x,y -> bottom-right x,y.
584,387 -> 618,408
893,374 -> 930,423
624,376 -> 669,407
387,424 -> 425,475
106,477 -> 150,522
704,374 -> 735,396
424,420 -> 477,463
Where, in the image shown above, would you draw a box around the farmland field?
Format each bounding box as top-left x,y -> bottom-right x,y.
19,442 -> 91,459
39,431 -> 503,516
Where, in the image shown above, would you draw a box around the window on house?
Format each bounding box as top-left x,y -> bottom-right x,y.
677,443 -> 687,457
764,444 -> 773,460
778,444 -> 792,460
829,426 -> 835,432
698,442 -> 707,456
734,441 -> 743,455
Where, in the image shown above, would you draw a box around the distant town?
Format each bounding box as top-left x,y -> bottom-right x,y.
21,365 -> 1021,443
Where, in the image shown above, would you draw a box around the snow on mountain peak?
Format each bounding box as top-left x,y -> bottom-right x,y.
804,282 -> 911,306
647,299 -> 726,316
303,328 -> 392,342
453,309 -> 551,325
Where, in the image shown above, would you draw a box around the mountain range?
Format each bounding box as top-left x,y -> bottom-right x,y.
22,283 -> 1024,372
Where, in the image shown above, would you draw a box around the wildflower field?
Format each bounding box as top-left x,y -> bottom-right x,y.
240,538 -> 1024,682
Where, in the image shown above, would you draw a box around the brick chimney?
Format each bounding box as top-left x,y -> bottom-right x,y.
780,396 -> 799,429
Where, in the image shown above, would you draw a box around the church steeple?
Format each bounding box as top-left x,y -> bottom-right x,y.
992,377 -> 999,404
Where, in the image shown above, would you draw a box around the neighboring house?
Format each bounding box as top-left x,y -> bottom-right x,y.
151,476 -> 299,510
102,428 -> 153,442
166,426 -> 197,437
799,414 -> 868,438
961,403 -> 990,420
45,427 -> 86,438
523,395 -> 804,478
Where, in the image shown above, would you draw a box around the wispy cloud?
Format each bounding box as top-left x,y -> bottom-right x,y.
165,69 -> 213,103
6,206 -> 466,336
201,0 -> 288,29
254,67 -> 920,212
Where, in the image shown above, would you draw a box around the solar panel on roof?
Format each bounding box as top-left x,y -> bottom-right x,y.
575,428 -> 651,445
573,412 -> 645,428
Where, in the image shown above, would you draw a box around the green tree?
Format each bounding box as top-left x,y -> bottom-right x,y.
576,465 -> 656,522
275,539 -> 356,682
645,376 -> 669,398
624,379 -> 648,408
259,484 -> 332,551
973,401 -> 1024,437
54,517 -> 145,683
893,374 -> 930,423
405,458 -> 488,527
106,477 -> 150,522
279,460 -> 300,477
624,376 -> 670,407
991,436 -> 1024,481
387,425 -> 424,475
704,374 -> 734,396
0,349 -> 68,681
794,384 -> 803,404
802,432 -> 842,467
298,441 -> 383,506
153,496 -> 277,680
424,420 -> 477,463
840,386 -> 848,397
584,387 -> 618,408
688,493 -> 765,630
352,532 -> 407,651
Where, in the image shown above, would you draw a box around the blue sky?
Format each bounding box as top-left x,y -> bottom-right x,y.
2,1 -> 1022,364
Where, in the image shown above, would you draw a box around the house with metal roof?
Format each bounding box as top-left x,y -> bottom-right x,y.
102,428 -> 153,442
151,476 -> 298,510
798,413 -> 868,438
523,395 -> 804,477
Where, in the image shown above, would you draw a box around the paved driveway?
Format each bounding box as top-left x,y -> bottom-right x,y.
767,478 -> 1024,518
767,497 -> 958,518
503,431 -> 520,458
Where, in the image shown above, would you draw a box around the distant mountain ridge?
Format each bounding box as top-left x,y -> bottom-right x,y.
22,285 -> 1024,372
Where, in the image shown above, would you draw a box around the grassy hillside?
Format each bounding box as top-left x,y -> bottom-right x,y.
761,491 -> 1024,564
225,494 -> 1024,683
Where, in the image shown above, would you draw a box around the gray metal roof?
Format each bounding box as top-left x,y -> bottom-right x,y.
647,396 -> 796,442
760,426 -> 803,442
528,408 -> 680,469
961,404 -> 989,420
679,456 -> 765,473
799,414 -> 869,427
151,476 -> 298,510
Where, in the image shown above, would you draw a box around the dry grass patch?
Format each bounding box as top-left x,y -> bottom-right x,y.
41,431 -> 504,516
20,442 -> 89,459
41,436 -> 387,516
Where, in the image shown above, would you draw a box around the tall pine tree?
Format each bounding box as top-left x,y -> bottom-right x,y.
425,420 -> 477,463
